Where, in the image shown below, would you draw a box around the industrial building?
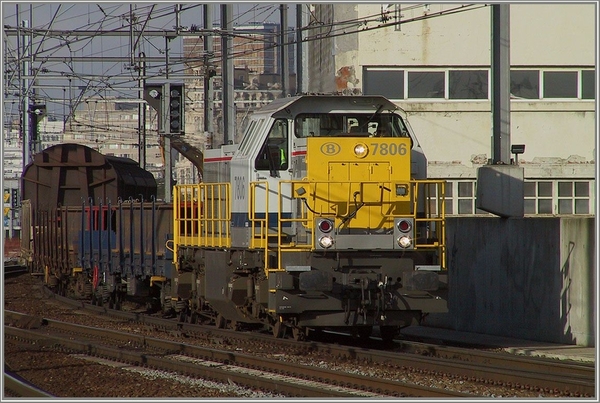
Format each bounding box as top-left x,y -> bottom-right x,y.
306,3 -> 595,216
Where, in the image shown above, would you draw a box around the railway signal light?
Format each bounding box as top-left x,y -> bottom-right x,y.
143,83 -> 164,132
10,188 -> 18,208
168,83 -> 184,135
143,82 -> 185,135
28,104 -> 46,142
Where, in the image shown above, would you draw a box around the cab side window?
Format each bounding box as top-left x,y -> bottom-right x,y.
255,119 -> 288,171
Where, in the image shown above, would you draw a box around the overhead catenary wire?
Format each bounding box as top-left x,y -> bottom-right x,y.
3,3 -> 486,124
6,4 -> 484,66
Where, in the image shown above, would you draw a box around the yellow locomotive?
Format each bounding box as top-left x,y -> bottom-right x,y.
173,95 -> 447,341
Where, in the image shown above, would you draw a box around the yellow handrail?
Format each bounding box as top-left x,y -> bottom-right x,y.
174,178 -> 447,275
173,183 -> 231,252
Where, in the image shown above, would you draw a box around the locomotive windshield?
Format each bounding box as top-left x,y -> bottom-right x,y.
294,113 -> 410,138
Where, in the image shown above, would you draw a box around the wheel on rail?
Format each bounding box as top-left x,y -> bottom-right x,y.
355,326 -> 373,340
188,311 -> 197,324
292,326 -> 306,341
91,292 -> 103,307
47,276 -> 58,288
108,292 -> 120,310
271,321 -> 285,338
215,314 -> 226,329
178,310 -> 187,323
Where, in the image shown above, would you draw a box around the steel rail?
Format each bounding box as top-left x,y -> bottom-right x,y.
3,363 -> 53,398
3,372 -> 54,398
4,321 -> 469,398
30,285 -> 598,397
3,264 -> 28,278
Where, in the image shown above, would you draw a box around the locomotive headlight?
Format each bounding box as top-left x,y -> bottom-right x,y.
397,235 -> 412,249
397,219 -> 412,233
353,143 -> 369,158
319,236 -> 334,249
318,218 -> 333,233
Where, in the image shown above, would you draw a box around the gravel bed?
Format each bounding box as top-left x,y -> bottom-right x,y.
3,274 -> 284,398
3,273 -> 554,398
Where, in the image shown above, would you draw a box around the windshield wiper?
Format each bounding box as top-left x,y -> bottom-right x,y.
360,104 -> 384,130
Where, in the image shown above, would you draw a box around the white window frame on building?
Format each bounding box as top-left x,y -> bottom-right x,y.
363,66 -> 595,101
524,179 -> 594,215
431,179 -> 595,216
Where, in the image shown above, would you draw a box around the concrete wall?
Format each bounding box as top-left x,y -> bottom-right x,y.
356,4 -> 491,66
352,3 -> 595,72
405,103 -> 596,169
430,216 -> 596,347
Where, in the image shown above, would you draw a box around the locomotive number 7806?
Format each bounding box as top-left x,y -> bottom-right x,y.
370,142 -> 408,156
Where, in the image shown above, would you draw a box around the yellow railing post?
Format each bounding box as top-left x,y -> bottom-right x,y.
172,185 -> 179,270
411,179 -> 447,271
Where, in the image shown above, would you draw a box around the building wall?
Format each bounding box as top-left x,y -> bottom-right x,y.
437,216 -> 596,346
406,103 -> 596,168
3,135 -> 22,238
307,4 -> 336,93
185,23 -> 280,76
510,4 -> 595,65
60,99 -> 165,179
350,3 -> 595,69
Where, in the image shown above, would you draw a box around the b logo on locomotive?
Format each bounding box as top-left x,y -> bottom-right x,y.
320,142 -> 341,156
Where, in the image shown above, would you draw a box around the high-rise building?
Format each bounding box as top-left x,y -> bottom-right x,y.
184,22 -> 280,78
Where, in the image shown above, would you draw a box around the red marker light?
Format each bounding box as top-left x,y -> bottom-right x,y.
318,219 -> 333,233
397,220 -> 411,233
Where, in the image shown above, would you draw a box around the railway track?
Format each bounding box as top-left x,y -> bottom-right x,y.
3,364 -> 53,398
3,262 -> 27,278
4,311 -> 470,398
39,287 -> 597,397
5,278 -> 595,398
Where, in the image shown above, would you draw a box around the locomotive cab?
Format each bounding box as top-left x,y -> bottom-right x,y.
174,95 -> 447,341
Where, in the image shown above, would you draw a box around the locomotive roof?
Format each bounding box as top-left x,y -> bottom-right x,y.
254,94 -> 401,117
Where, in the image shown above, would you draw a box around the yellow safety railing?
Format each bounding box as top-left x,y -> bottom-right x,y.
276,180 -> 313,274
248,181 -> 269,251
248,181 -> 278,303
174,179 -> 446,274
248,181 -> 314,278
412,179 -> 447,270
247,179 -> 447,275
173,183 -> 231,268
